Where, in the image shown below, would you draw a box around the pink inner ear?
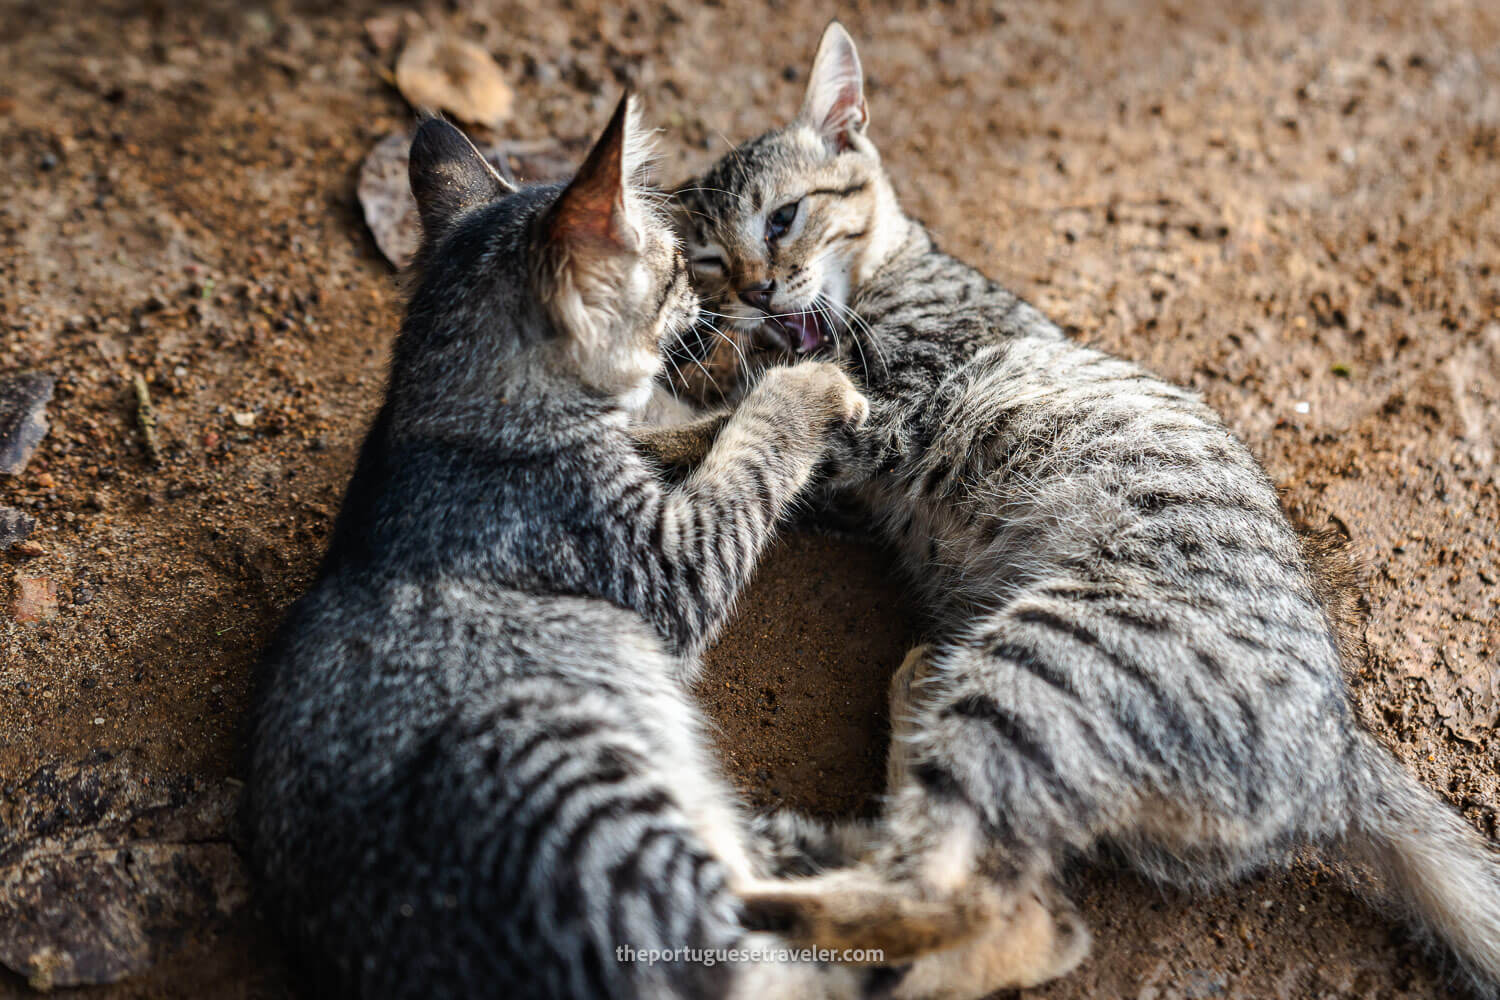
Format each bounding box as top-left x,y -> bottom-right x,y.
552,183 -> 625,249
806,34 -> 866,151
822,86 -> 867,150
550,97 -> 632,251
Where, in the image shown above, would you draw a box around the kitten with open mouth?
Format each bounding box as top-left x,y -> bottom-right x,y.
656,21 -> 1500,1000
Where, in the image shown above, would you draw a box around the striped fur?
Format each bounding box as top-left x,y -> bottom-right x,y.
670,23 -> 1500,999
247,105 -> 921,999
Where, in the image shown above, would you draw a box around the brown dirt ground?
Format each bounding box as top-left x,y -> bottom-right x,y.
2,1 -> 1497,997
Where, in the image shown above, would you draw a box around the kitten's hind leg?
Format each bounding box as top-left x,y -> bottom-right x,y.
891,809 -> 1089,996
743,799 -> 1090,995
868,771 -> 1091,996
736,862 -> 1089,995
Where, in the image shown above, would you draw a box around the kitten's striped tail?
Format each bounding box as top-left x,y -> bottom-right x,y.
1348,735 -> 1500,998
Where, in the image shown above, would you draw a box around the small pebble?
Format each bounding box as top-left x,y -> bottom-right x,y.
231,411 -> 256,428
0,506 -> 37,550
532,60 -> 560,86
1293,401 -> 1311,414
10,576 -> 58,622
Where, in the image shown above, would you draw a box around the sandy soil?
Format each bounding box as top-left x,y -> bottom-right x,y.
2,1 -> 1497,997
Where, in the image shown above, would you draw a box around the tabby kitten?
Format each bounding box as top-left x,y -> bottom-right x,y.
670,24 -> 1500,999
246,100 -> 981,1000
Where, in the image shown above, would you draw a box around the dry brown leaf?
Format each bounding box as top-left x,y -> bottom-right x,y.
357,132 -> 419,269
394,33 -> 513,128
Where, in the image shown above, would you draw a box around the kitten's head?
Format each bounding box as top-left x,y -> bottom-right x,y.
674,22 -> 903,361
398,96 -> 695,423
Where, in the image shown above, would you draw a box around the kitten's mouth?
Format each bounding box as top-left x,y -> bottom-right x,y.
751,311 -> 831,355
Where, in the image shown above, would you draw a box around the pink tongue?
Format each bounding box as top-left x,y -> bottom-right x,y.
780,314 -> 824,353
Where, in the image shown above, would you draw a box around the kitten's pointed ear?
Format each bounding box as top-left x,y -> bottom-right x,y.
408,117 -> 515,239
548,93 -> 641,254
800,21 -> 868,152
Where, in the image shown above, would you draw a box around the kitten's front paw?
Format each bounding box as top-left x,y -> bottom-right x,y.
766,361 -> 870,431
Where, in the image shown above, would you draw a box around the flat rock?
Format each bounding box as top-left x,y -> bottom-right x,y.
0,751 -> 247,990
0,506 -> 36,550
0,372 -> 55,476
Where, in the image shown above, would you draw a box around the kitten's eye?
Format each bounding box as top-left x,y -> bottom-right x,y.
692,255 -> 726,273
766,200 -> 801,242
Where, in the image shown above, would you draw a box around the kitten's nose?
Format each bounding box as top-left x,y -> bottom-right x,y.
739,280 -> 775,312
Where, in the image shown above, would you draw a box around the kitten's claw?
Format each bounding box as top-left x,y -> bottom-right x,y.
844,389 -> 871,429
